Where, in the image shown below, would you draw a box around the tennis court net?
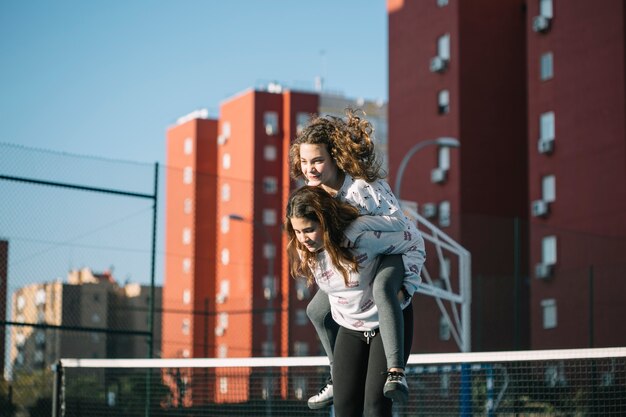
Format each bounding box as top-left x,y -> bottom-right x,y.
54,347 -> 626,416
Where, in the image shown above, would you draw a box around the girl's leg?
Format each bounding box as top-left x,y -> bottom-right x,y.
332,327 -> 369,417
306,289 -> 338,367
403,302 -> 414,365
306,290 -> 338,409
372,254 -> 406,369
363,330 -> 393,417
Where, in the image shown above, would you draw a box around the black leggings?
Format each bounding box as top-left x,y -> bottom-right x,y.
332,304 -> 414,417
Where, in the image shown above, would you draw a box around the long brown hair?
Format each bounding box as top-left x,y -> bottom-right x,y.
289,108 -> 385,183
284,186 -> 360,286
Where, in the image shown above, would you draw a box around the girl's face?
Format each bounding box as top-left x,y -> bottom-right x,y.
299,143 -> 340,187
290,216 -> 324,253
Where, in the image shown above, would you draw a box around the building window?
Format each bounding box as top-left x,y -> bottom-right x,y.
437,0 -> 449,6
542,235 -> 557,265
182,318 -> 190,335
295,309 -> 308,326
218,122 -> 231,145
222,153 -> 231,169
184,137 -> 193,155
264,112 -> 279,136
218,312 -> 229,329
438,33 -> 451,60
263,209 -> 277,225
542,175 -> 556,203
293,342 -> 309,356
296,112 -> 310,135
221,216 -> 230,233
263,243 -> 276,261
217,280 -> 230,303
539,0 -> 553,18
264,275 -> 276,300
540,52 -> 553,81
263,310 -> 276,326
540,111 -> 555,141
219,376 -> 228,393
218,346 -> 228,359
182,258 -> 191,273
183,198 -> 193,214
264,145 -> 277,161
91,313 -> 101,324
221,183 -> 231,201
182,228 -> 191,245
438,201 -> 451,227
263,177 -> 278,194
221,248 -> 230,265
438,147 -> 450,170
183,289 -> 191,305
262,341 -> 276,357
17,295 -> 25,311
183,166 -> 193,184
438,89 -> 450,114
295,280 -> 310,300
182,349 -> 190,358
36,289 -> 46,305
541,298 -> 557,329
439,316 -> 451,341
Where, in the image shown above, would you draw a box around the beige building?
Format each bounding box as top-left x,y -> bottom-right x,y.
10,268 -> 161,375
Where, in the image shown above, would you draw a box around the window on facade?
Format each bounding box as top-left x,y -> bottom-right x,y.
263,209 -> 277,225
183,289 -> 191,305
295,309 -> 308,326
263,177 -> 278,194
542,235 -> 557,265
264,145 -> 277,161
262,341 -> 276,357
35,288 -> 46,305
541,298 -> 557,329
438,146 -> 450,170
222,153 -> 231,169
184,137 -> 193,155
263,311 -> 276,326
293,341 -> 309,356
218,346 -> 228,359
264,112 -> 279,136
439,316 -> 451,341
182,318 -> 190,335
219,376 -> 228,393
438,89 -> 450,114
17,295 -> 25,311
263,243 -> 276,261
296,112 -> 310,135
540,52 -> 553,80
182,228 -> 191,245
540,111 -> 555,141
264,275 -> 276,300
182,258 -> 191,273
437,0 -> 449,6
183,198 -> 193,214
221,183 -> 231,202
221,248 -> 230,265
438,201 -> 451,227
542,175 -> 556,202
539,0 -> 553,18
295,280 -> 310,300
183,167 -> 193,184
220,215 -> 230,233
219,312 -> 229,329
438,34 -> 451,60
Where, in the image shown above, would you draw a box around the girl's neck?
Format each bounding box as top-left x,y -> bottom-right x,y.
321,171 -> 345,196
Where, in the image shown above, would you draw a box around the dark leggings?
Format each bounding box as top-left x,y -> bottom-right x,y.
332,304 -> 414,417
306,254 -> 406,371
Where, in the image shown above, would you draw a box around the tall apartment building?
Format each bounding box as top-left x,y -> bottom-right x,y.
388,0 -> 626,351
163,88 -> 386,401
10,268 -> 161,374
526,0 -> 626,349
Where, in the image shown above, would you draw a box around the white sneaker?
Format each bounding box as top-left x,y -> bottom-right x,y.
383,371 -> 408,403
307,383 -> 333,409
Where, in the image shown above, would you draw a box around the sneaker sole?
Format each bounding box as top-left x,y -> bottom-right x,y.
383,386 -> 408,404
307,398 -> 333,410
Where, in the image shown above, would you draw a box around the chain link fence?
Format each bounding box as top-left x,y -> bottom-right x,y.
0,143 -> 159,416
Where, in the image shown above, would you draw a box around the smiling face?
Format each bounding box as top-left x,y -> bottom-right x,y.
290,216 -> 324,253
299,143 -> 341,188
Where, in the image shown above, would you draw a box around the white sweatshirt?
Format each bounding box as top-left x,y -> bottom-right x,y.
311,215 -> 425,331
336,173 -> 425,295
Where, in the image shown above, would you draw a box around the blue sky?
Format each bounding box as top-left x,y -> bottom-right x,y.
0,0 -> 388,163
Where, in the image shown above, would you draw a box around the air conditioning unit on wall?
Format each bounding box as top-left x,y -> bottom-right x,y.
533,15 -> 552,33
430,56 -> 448,73
431,167 -> 448,184
535,262 -> 554,279
532,200 -> 550,217
538,138 -> 554,154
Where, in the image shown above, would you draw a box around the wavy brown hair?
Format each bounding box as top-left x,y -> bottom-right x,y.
284,186 -> 360,286
289,108 -> 385,183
